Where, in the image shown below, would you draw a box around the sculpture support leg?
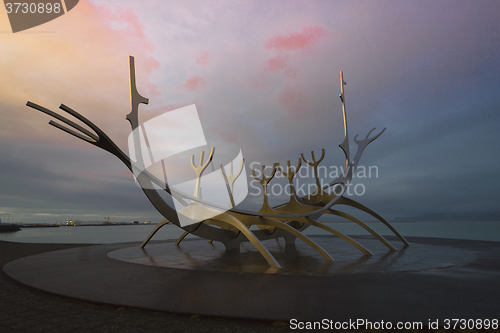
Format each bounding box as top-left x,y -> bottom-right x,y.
284,234 -> 297,249
338,197 -> 410,246
302,217 -> 373,255
208,215 -> 281,268
140,218 -> 169,248
328,209 -> 397,251
255,217 -> 334,262
175,231 -> 189,247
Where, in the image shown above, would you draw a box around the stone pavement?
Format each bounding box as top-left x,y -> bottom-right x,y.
0,241 -> 290,333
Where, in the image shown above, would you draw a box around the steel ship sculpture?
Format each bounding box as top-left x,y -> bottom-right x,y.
27,56 -> 409,269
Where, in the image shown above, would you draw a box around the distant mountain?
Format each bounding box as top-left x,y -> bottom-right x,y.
392,211 -> 500,222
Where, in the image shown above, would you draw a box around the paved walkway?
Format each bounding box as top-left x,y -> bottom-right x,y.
0,241 -> 289,333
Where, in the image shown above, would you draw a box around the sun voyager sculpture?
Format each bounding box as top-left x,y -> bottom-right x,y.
27,56 -> 409,269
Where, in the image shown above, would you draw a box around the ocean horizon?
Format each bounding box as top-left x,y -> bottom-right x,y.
0,220 -> 498,244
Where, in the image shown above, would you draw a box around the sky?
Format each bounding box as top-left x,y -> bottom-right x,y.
0,0 -> 499,224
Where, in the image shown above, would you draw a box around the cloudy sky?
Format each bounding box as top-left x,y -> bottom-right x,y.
0,0 -> 499,224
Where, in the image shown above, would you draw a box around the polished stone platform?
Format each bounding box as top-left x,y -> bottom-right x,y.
108,235 -> 471,274
4,236 -> 500,322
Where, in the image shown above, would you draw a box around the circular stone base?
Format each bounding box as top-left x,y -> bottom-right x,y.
108,235 -> 471,274
5,236 -> 500,322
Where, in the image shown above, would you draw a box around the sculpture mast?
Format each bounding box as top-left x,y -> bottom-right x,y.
339,71 -> 350,171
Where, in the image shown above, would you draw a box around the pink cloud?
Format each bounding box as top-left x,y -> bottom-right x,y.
179,76 -> 207,91
265,26 -> 327,53
0,0 -> 161,144
97,5 -> 146,40
220,131 -> 237,143
147,100 -> 203,113
149,104 -> 187,113
91,2 -> 160,97
278,85 -> 307,117
243,75 -> 268,88
263,54 -> 297,78
195,50 -> 211,66
210,124 -> 237,143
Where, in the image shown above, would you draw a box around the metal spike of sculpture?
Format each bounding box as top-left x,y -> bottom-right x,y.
26,56 -> 409,269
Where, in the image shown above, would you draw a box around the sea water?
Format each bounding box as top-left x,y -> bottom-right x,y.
0,221 -> 498,244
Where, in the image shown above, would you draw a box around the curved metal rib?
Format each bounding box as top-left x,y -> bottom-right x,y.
301,217 -> 373,255
175,231 -> 189,246
140,218 -> 170,248
337,197 -> 409,246
328,209 -> 397,251
206,214 -> 281,268
254,217 -> 334,262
